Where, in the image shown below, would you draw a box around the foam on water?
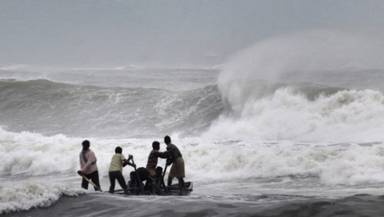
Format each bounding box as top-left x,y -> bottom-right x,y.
205,87 -> 384,142
3,125 -> 384,212
0,180 -> 82,215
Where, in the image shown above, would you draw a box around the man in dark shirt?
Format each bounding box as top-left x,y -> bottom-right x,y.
164,135 -> 185,194
146,141 -> 167,177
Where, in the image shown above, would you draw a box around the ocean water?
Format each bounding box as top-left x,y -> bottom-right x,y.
2,31 -> 384,217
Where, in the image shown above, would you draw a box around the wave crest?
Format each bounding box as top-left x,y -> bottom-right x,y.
206,87 -> 384,142
0,79 -> 223,137
0,181 -> 82,214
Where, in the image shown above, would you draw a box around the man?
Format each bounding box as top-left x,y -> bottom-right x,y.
145,141 -> 168,193
77,140 -> 101,191
164,135 -> 185,194
146,141 -> 167,177
108,146 -> 133,194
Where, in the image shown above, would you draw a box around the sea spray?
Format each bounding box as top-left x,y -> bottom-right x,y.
207,30 -> 384,142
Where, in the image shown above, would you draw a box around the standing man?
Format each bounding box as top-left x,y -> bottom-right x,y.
146,141 -> 167,177
108,146 -> 133,194
145,141 -> 168,193
164,135 -> 185,194
78,140 -> 101,191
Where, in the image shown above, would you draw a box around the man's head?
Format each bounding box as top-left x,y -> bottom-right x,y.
82,140 -> 90,151
164,135 -> 171,145
115,146 -> 122,154
152,141 -> 160,150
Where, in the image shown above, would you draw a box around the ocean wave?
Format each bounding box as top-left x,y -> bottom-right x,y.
205,87 -> 384,142
0,180 -> 82,214
208,30 -> 384,142
0,65 -> 219,90
2,126 -> 384,189
2,77 -> 384,143
184,137 -> 384,186
0,79 -> 223,137
2,125 -> 384,214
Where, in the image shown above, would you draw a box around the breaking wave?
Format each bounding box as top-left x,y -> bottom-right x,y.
206,87 -> 384,142
206,30 -> 384,143
0,79 -> 223,137
0,181 -> 81,215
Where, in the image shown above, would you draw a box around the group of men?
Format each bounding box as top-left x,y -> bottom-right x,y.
77,135 -> 186,195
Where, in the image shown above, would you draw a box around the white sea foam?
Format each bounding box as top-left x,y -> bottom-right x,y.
2,127 -> 384,213
0,128 -> 148,213
0,180 -> 82,215
184,137 -> 384,185
0,129 -> 79,176
205,88 -> 384,142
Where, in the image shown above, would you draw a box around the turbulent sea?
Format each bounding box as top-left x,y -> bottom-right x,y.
3,32 -> 384,217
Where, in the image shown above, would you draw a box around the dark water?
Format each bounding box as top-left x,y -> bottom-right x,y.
4,193 -> 384,217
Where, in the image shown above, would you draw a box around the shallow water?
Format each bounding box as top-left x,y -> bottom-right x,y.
5,192 -> 384,217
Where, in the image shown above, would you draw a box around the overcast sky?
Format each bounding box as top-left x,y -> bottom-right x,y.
0,0 -> 383,66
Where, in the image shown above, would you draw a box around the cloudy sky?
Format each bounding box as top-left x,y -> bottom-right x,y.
0,0 -> 383,66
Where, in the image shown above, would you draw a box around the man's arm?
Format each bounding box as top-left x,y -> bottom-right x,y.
160,150 -> 174,165
121,155 -> 129,167
157,151 -> 169,159
123,155 -> 136,168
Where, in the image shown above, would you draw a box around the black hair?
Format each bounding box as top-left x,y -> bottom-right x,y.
152,141 -> 160,150
115,146 -> 122,154
82,140 -> 90,150
164,135 -> 171,144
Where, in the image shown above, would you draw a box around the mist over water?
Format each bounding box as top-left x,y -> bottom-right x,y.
3,30 -> 384,216
219,30 -> 384,88
208,30 -> 384,142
